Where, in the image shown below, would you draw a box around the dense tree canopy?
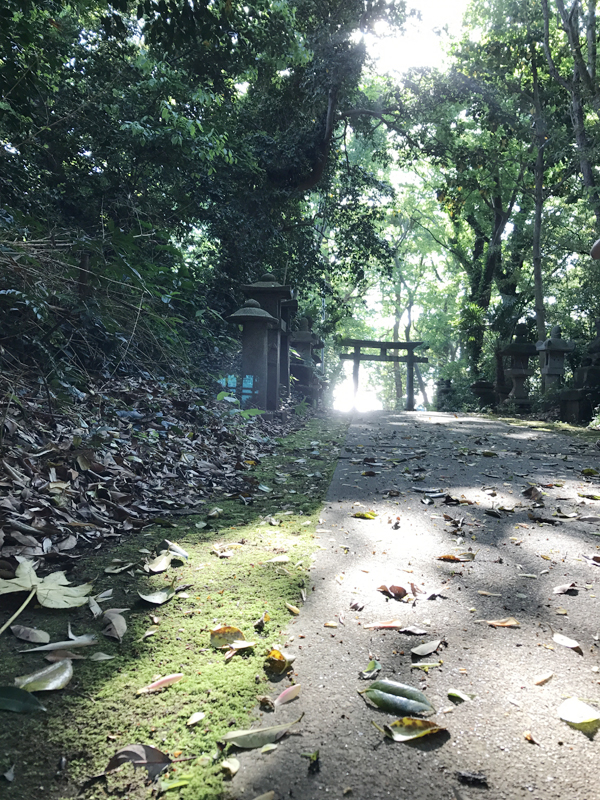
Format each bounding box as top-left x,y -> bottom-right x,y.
3,0 -> 600,406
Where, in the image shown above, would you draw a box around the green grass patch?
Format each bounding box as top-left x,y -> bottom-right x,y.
0,416 -> 348,800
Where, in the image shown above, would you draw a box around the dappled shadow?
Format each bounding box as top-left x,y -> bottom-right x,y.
233,410 -> 600,800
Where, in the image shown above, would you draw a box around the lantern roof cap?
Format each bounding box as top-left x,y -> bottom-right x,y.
227,299 -> 278,324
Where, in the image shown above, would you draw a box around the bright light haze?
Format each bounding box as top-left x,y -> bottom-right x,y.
367,0 -> 470,74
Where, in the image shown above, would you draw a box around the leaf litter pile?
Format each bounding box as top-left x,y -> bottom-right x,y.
0,377 -> 319,568
0,382 -> 348,800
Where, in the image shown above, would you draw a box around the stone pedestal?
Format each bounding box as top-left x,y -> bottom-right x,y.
227,300 -> 278,410
436,379 -> 454,410
559,389 -> 594,423
470,379 -> 495,409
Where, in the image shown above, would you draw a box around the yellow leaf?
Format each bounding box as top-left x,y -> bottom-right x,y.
210,625 -> 245,649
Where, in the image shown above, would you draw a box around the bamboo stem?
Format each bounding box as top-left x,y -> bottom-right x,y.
0,588 -> 36,636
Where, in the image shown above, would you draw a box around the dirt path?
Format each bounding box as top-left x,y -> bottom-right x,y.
233,411 -> 600,800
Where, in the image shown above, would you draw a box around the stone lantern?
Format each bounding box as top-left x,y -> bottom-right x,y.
560,318 -> 600,422
290,318 -> 322,406
279,298 -> 298,397
536,325 -> 574,391
227,300 -> 277,410
501,322 -> 537,410
242,274 -> 293,410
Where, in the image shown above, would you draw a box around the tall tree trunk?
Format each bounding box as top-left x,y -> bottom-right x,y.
392,285 -> 403,410
531,43 -> 547,349
414,364 -> 429,407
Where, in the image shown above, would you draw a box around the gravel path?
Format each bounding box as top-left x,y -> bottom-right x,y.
232,411 -> 600,800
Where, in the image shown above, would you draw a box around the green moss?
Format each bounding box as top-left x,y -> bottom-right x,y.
0,416 -> 347,800
490,413 -> 600,441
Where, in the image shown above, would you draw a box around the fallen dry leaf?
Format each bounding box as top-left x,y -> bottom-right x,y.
487,617 -> 520,628
377,584 -> 407,600
136,673 -> 184,695
553,583 -> 577,595
553,632 -> 582,654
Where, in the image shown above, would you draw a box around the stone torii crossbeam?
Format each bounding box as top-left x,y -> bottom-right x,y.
339,338 -> 429,410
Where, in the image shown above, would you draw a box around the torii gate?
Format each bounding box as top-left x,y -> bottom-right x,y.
339,339 -> 429,411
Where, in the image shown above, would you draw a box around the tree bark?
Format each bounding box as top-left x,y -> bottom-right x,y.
392,285 -> 403,410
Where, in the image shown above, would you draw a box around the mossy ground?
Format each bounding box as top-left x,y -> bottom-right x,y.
489,413 -> 600,441
0,415 -> 348,800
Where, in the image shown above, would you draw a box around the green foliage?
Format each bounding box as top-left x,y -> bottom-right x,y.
216,391 -> 265,420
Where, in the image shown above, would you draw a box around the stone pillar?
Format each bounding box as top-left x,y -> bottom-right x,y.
242,274 -> 293,411
227,300 -> 278,410
470,379 -> 496,409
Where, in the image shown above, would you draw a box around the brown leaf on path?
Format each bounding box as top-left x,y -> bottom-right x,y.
533,671 -> 553,685
437,552 -> 475,562
582,554 -> 600,566
377,584 -> 407,600
487,617 -> 520,628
